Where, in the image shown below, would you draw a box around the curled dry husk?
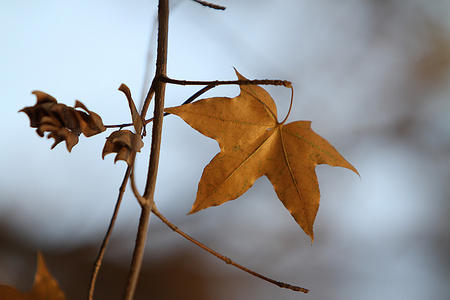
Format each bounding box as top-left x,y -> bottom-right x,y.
102,130 -> 144,165
20,91 -> 106,151
101,83 -> 144,166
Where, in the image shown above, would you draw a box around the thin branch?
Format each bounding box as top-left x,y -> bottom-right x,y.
160,75 -> 292,88
140,77 -> 157,121
180,83 -> 216,104
151,206 -> 309,293
130,166 -> 145,208
141,0 -> 169,201
123,0 -> 169,299
104,123 -> 133,129
192,0 -> 226,10
88,165 -> 132,300
123,204 -> 152,300
140,77 -> 157,136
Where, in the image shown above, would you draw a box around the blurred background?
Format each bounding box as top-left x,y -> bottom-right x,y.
1,0 -> 449,299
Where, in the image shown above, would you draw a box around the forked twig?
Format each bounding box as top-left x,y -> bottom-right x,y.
127,162 -> 308,293
140,77 -> 157,121
123,0 -> 169,298
151,206 -> 309,293
130,166 -> 145,207
88,165 -> 132,300
104,78 -> 289,130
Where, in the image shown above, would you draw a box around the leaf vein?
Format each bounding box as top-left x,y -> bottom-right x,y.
279,128 -> 303,207
284,128 -> 338,161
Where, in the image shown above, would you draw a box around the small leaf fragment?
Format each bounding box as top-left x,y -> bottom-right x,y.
74,100 -> 106,137
102,130 -> 144,165
0,285 -> 30,300
0,253 -> 66,300
29,253 -> 65,300
40,116 -> 79,151
20,91 -> 57,128
20,91 -> 106,151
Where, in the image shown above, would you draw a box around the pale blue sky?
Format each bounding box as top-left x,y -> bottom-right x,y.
1,1 -> 449,299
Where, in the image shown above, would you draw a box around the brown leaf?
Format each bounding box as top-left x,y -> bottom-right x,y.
29,253 -> 65,300
165,70 -> 358,240
20,91 -> 106,151
118,83 -> 142,133
101,84 -> 144,166
0,253 -> 66,300
40,116 -> 79,151
74,100 -> 106,137
0,285 -> 31,300
20,91 -> 57,129
102,130 -> 144,165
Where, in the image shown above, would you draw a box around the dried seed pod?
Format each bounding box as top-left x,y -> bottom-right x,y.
74,100 -> 106,137
101,84 -> 144,166
20,91 -> 106,151
102,130 -> 144,165
40,115 -> 79,151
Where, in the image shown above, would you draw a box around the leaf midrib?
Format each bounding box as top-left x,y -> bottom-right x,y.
204,127 -> 277,200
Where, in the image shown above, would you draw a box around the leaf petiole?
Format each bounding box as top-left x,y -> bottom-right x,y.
279,86 -> 294,124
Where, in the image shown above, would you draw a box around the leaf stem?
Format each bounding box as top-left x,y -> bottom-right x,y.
160,75 -> 292,88
151,206 -> 309,293
280,86 -> 294,124
88,165 -> 132,300
122,0 -> 169,299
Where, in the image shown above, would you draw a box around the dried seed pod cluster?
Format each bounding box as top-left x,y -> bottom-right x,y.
21,84 -> 144,166
20,91 -> 106,151
101,84 -> 144,166
102,130 -> 144,165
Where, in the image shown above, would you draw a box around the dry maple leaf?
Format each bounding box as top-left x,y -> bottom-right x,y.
20,91 -> 106,151
165,70 -> 358,240
0,253 -> 66,300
